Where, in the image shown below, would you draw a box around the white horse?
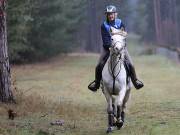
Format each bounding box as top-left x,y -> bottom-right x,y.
102,27 -> 131,133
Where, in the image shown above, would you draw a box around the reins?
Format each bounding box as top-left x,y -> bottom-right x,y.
109,51 -> 123,94
108,31 -> 126,94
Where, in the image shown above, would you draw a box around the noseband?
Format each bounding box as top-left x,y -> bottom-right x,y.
111,40 -> 125,57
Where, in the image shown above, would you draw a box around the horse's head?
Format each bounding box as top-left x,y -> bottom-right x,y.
110,27 -> 127,55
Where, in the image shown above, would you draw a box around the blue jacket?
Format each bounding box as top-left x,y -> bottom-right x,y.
101,18 -> 125,49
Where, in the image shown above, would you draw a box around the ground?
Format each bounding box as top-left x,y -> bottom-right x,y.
0,35 -> 180,135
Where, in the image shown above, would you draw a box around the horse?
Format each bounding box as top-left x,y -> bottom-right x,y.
102,27 -> 132,133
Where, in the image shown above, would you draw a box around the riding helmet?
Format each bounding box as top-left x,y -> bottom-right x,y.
105,5 -> 117,13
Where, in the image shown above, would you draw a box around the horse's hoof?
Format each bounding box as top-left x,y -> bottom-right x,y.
121,111 -> 125,122
106,127 -> 113,134
113,117 -> 117,126
116,120 -> 124,130
113,121 -> 117,126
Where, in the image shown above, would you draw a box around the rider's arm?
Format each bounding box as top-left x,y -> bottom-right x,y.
101,24 -> 111,50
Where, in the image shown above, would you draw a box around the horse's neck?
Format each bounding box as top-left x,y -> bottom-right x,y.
108,53 -> 121,74
109,53 -> 119,67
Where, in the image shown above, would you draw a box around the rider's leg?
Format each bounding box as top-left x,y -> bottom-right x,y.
124,47 -> 144,90
88,48 -> 110,92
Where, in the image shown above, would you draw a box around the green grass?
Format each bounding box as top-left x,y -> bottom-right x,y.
0,37 -> 180,135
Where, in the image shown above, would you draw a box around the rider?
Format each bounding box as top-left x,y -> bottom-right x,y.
88,5 -> 144,92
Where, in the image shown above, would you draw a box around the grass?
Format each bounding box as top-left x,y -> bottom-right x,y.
0,36 -> 180,135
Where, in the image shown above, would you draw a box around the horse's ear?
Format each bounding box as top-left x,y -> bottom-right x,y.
120,27 -> 125,31
110,27 -> 114,36
110,26 -> 116,33
110,27 -> 112,33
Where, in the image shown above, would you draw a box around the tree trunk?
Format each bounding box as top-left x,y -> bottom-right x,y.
86,0 -> 100,52
172,0 -> 180,48
0,0 -> 14,102
153,0 -> 162,44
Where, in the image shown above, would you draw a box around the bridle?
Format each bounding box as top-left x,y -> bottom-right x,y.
109,41 -> 125,94
109,45 -> 124,78
108,29 -> 127,94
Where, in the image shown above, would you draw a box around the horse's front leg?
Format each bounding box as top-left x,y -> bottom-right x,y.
112,97 -> 117,124
103,87 -> 114,133
121,88 -> 131,122
117,85 -> 126,129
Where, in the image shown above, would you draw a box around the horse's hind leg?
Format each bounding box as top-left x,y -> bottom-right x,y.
103,88 -> 114,133
122,89 -> 131,111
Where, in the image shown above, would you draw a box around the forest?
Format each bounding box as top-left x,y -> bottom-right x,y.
0,0 -> 180,135
5,0 -> 180,63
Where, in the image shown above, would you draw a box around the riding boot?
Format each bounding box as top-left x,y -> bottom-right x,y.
88,48 -> 110,92
88,64 -> 102,92
129,65 -> 144,90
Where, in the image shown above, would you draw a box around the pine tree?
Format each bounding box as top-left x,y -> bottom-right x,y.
7,0 -> 87,62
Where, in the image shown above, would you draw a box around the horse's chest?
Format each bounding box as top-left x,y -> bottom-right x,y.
106,85 -> 121,95
103,80 -> 122,92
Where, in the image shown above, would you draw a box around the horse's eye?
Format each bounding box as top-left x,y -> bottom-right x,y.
111,39 -> 113,41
